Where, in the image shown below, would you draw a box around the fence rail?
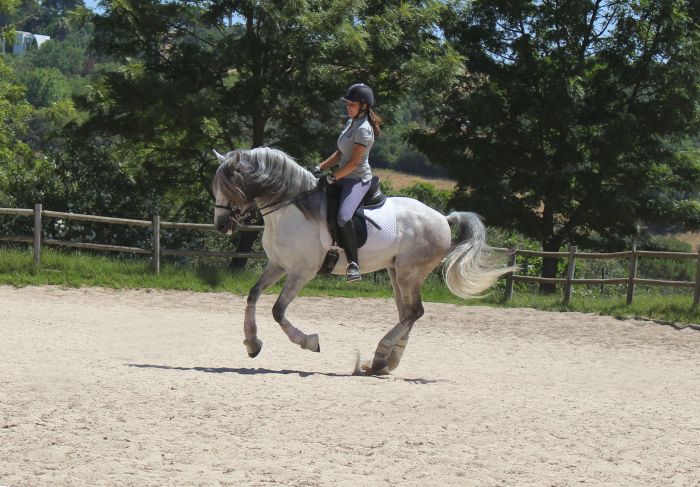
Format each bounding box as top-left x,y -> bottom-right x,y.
0,205 -> 265,272
504,243 -> 700,306
3,205 -> 700,306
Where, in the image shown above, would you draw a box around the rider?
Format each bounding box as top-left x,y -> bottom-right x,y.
316,83 -> 382,283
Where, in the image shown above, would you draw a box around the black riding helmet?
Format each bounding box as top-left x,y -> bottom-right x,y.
341,83 -> 375,108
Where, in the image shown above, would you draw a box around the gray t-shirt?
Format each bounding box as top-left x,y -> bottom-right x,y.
337,115 -> 373,182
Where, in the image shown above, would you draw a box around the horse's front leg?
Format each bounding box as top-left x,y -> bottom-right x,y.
244,262 -> 286,357
272,272 -> 320,352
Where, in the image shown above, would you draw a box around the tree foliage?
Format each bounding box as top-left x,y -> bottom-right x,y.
0,57 -> 34,206
72,0 -> 457,231
412,0 -> 700,283
7,0 -> 700,279
82,2 -> 454,163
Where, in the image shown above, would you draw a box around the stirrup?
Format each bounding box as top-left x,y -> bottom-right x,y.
346,262 -> 362,282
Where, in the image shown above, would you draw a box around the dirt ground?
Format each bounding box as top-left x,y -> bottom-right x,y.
1,285 -> 699,487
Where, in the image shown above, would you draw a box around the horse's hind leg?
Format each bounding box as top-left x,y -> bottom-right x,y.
369,272 -> 424,374
272,271 -> 320,352
385,268 -> 409,371
388,268 -> 405,322
244,262 -> 286,357
386,329 -> 411,372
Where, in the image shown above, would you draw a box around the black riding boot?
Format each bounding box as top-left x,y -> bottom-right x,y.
339,220 -> 361,282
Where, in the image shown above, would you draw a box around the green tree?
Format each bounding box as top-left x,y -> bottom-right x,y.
0,0 -> 20,24
77,0 -> 457,266
43,0 -> 84,13
83,0 -> 455,154
0,57 -> 34,206
412,0 -> 700,289
1,0 -> 20,46
397,182 -> 451,213
21,34 -> 88,75
19,66 -> 70,107
13,0 -> 86,38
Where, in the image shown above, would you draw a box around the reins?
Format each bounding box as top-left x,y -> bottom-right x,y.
216,185 -> 321,220
258,185 -> 321,217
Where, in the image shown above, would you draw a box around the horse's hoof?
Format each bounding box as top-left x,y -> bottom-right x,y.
369,366 -> 390,376
243,338 -> 263,358
302,334 -> 320,353
362,360 -> 390,376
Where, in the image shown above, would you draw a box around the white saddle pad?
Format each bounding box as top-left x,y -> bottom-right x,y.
320,198 -> 397,252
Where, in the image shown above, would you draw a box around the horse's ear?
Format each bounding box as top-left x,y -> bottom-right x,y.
213,149 -> 226,164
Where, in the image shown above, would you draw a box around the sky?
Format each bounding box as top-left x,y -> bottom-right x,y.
84,0 -> 101,11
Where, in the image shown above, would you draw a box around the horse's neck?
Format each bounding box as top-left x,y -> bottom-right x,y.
253,175 -> 313,208
258,183 -> 324,223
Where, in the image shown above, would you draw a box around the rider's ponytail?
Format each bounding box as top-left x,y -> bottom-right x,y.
367,108 -> 382,137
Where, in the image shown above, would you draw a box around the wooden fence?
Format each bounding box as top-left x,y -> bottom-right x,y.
0,204 -> 264,274
503,245 -> 700,306
2,205 -> 700,305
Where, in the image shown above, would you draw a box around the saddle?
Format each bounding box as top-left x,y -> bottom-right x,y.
318,176 -> 387,275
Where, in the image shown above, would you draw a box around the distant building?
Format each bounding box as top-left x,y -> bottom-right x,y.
1,31 -> 51,55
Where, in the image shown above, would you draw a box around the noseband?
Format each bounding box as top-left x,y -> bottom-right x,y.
215,204 -> 253,227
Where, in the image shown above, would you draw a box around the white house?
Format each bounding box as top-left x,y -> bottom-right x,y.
1,31 -> 51,55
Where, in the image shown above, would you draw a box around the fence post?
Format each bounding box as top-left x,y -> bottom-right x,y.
33,203 -> 42,266
563,245 -> 577,305
151,214 -> 160,274
504,246 -> 517,301
693,247 -> 700,307
626,245 -> 638,305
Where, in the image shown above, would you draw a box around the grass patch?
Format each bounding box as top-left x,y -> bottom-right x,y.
0,247 -> 468,303
0,247 -> 261,293
1,247 -> 699,328
497,292 -> 700,328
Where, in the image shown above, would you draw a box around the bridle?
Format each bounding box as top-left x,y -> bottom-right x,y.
214,204 -> 254,226
214,173 -> 323,229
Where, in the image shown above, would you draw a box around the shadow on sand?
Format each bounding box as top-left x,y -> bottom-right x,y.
126,363 -> 447,384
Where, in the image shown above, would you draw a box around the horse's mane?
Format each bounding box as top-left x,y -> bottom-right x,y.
214,147 -> 321,217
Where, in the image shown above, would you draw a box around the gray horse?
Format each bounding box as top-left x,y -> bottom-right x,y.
212,147 -> 515,375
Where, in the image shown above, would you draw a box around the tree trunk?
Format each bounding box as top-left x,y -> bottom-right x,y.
540,237 -> 563,294
228,212 -> 261,271
252,114 -> 266,149
539,204 -> 562,294
230,9 -> 266,271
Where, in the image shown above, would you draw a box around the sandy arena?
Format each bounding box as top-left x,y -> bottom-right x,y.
1,285 -> 699,486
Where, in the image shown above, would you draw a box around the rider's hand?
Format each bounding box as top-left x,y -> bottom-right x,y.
325,174 -> 336,185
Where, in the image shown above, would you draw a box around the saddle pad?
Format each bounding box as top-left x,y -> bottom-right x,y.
321,197 -> 397,252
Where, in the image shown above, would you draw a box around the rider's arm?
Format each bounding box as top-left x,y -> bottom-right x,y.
319,151 -> 341,170
333,143 -> 366,180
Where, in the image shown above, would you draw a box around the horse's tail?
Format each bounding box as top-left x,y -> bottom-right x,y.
442,212 -> 517,299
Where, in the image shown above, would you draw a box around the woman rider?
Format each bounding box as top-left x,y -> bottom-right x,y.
317,83 -> 382,282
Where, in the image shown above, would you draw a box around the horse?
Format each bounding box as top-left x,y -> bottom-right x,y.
212,147 -> 515,375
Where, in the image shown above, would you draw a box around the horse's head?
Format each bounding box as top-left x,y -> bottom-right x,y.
212,146 -> 318,233
212,149 -> 254,234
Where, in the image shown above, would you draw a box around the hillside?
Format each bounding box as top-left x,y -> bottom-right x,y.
373,168 -> 456,191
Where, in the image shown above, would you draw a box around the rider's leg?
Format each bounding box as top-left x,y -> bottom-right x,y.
337,178 -> 370,282
339,220 -> 361,282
